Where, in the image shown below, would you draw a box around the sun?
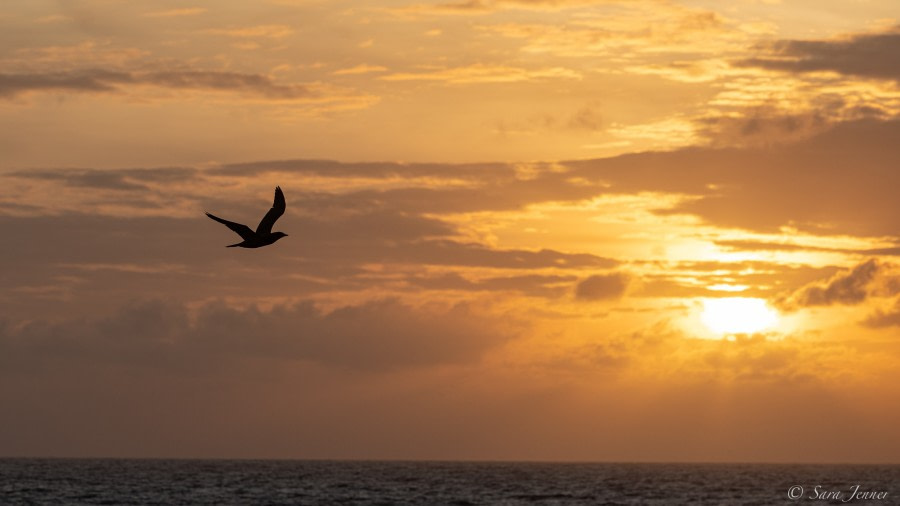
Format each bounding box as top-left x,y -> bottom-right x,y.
701,297 -> 779,335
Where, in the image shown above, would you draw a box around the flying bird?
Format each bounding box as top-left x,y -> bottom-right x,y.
206,186 -> 288,248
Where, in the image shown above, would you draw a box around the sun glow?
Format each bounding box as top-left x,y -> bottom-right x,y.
701,297 -> 779,335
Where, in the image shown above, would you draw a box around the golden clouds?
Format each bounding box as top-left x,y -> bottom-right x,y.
394,0 -> 657,16
3,0 -> 900,462
381,63 -> 581,83
477,4 -> 741,58
0,68 -> 377,118
3,1 -> 900,164
204,24 -> 295,39
142,8 -> 208,18
333,64 -> 388,75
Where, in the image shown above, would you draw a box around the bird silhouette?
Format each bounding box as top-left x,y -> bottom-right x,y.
206,186 -> 288,248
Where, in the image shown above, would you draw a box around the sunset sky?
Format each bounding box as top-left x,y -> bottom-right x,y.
1,0 -> 899,463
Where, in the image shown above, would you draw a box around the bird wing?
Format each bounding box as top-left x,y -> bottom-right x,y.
206,212 -> 255,241
256,186 -> 286,235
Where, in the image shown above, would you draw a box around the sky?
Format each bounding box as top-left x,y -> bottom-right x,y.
1,0 -> 899,463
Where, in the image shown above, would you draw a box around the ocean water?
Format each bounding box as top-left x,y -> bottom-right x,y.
0,459 -> 896,505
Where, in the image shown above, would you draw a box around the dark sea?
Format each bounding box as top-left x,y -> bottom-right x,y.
0,459 -> 897,505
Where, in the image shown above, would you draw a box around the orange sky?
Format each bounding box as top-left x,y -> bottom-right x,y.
1,0 -> 899,462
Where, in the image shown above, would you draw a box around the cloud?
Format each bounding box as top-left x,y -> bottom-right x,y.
395,0 -> 644,16
574,272 -> 630,300
480,6 -> 736,58
13,167 -> 198,191
1,41 -> 149,72
204,25 -> 294,39
0,69 -> 313,100
142,8 -> 207,18
212,159 -> 515,182
864,299 -> 900,328
440,0 -> 619,11
0,68 -> 378,112
381,64 -> 581,84
408,272 -> 577,297
364,239 -> 618,269
0,70 -> 129,97
568,118 -> 900,236
0,208 -> 617,322
740,25 -> 900,83
625,59 -> 734,83
6,118 -> 900,242
143,71 -> 312,98
495,104 -> 604,136
0,298 -> 515,373
696,108 -> 838,148
633,261 -> 841,300
7,118 -> 900,243
715,239 -> 900,257
333,64 -> 388,76
780,259 -> 881,309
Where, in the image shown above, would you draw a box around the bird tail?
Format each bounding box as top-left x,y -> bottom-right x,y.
226,242 -> 242,248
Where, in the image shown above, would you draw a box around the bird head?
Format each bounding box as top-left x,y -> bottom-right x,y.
273,232 -> 288,241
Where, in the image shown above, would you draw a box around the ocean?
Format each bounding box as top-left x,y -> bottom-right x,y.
0,459 -> 896,505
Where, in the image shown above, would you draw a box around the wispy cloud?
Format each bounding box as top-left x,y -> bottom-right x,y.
381,63 -> 580,83
479,6 -> 738,58
393,0 -> 643,17
142,8 -> 207,18
0,69 -> 313,99
333,64 -> 388,76
204,24 -> 294,39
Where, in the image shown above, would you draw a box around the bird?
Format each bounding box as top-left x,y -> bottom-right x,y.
206,186 -> 288,248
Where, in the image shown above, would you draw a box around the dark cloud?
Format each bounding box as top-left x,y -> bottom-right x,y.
435,0 -> 492,12
14,169 -> 149,191
715,240 -> 832,253
264,210 -> 617,269
0,298 -> 515,373
0,210 -> 615,320
565,104 -> 603,131
407,272 -> 576,297
334,176 -> 602,215
142,71 -> 311,99
715,239 -> 900,257
425,0 -> 617,14
574,272 -> 630,301
14,117 -> 895,239
0,69 -> 311,99
780,259 -> 881,309
11,167 -> 198,187
740,26 -> 900,82
213,159 -> 514,182
2,119 -> 898,323
697,109 -> 839,148
0,70 -> 128,97
388,239 -> 616,269
865,247 -> 900,256
213,160 -> 605,216
568,119 -> 900,236
863,299 -> 900,328
224,119 -> 900,237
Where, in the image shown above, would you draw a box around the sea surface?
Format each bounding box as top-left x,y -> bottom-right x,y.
0,459 -> 897,505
